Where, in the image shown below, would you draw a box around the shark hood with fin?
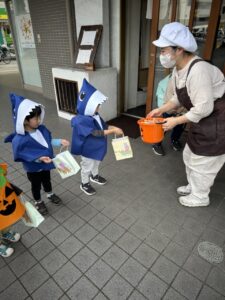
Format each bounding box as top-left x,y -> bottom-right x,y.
77,79 -> 108,116
9,93 -> 45,135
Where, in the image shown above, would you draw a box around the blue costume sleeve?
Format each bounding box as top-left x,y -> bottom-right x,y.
51,139 -> 61,147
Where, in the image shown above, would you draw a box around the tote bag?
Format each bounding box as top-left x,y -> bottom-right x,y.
111,135 -> 133,161
52,150 -> 80,179
22,200 -> 44,228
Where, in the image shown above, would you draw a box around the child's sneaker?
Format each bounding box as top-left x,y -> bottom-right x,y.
35,200 -> 48,215
171,140 -> 182,151
80,183 -> 96,195
152,144 -> 165,156
0,244 -> 14,257
2,231 -> 20,243
90,175 -> 107,185
47,194 -> 62,205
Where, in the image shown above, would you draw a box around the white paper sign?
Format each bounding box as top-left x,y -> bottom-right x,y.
81,30 -> 96,46
76,49 -> 92,64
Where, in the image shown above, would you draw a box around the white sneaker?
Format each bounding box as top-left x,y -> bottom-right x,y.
177,185 -> 191,196
0,244 -> 14,257
2,231 -> 20,242
179,194 -> 210,207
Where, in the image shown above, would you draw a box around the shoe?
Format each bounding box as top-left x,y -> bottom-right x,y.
80,183 -> 96,195
179,194 -> 210,207
152,144 -> 165,156
0,244 -> 14,257
171,140 -> 182,151
2,231 -> 20,243
35,201 -> 48,215
47,194 -> 62,205
90,175 -> 107,185
177,185 -> 191,196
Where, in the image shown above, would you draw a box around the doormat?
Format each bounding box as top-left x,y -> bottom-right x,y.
198,241 -> 224,264
107,115 -> 140,139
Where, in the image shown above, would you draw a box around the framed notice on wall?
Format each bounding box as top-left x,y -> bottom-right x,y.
75,25 -> 103,71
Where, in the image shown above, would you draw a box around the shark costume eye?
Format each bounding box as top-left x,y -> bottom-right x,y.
80,92 -> 86,101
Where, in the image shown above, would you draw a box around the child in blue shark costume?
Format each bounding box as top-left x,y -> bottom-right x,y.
71,79 -> 123,195
5,94 -> 70,215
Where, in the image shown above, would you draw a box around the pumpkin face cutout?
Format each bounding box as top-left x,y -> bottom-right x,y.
0,184 -> 17,216
0,164 -> 25,230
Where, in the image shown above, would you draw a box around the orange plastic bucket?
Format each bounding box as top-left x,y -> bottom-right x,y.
137,117 -> 165,144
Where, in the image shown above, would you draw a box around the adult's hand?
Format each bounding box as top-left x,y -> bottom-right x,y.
162,117 -> 178,131
147,108 -> 162,118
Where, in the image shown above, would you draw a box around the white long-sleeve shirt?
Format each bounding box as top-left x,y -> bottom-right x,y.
171,56 -> 225,123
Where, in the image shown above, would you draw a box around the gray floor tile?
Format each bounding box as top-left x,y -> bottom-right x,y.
183,253 -> 211,281
208,215 -> 225,233
102,244 -> 129,270
151,255 -> 179,284
102,273 -> 134,300
163,241 -> 190,266
21,228 -> 43,248
66,197 -> 86,213
132,243 -> 159,268
117,232 -> 142,254
128,290 -> 147,300
172,229 -> 199,250
182,216 -> 206,237
172,269 -> 202,300
137,271 -> 168,300
0,280 -> 28,300
145,230 -> 170,253
129,220 -> 152,240
20,263 -> 49,294
75,223 -> 98,244
53,261 -> 82,291
201,228 -> 225,246
77,204 -> 99,221
115,212 -> 137,229
93,292 -> 109,299
40,248 -> 68,275
62,214 -> 85,233
118,257 -> 147,287
0,265 -> 16,293
29,237 -> 55,260
52,206 -> 74,223
206,267 -> 225,296
102,222 -> 125,242
66,276 -> 98,300
87,233 -> 112,256
163,288 -> 187,300
157,219 -> 180,239
102,204 -> 124,219
32,278 -> 63,300
197,285 -> 225,300
58,235 -> 83,258
38,216 -> 59,235
9,251 -> 37,277
89,212 -> 111,231
86,259 -> 114,288
47,225 -> 71,246
71,246 -> 98,272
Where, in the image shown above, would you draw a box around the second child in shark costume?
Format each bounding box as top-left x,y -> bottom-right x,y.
5,94 -> 70,215
71,79 -> 123,195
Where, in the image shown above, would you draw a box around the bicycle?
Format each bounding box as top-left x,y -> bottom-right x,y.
0,45 -> 11,64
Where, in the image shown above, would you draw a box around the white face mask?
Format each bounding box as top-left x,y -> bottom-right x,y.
159,53 -> 176,68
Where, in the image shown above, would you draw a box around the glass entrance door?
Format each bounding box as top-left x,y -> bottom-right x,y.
9,0 -> 41,87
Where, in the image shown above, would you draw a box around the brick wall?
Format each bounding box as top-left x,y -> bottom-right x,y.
29,0 -> 76,100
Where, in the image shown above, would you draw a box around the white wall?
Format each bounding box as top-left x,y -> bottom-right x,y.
74,0 -> 110,67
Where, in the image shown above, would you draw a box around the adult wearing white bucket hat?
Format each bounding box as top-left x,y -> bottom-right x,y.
148,22 -> 225,207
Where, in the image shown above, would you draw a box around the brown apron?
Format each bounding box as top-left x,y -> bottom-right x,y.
175,59 -> 225,156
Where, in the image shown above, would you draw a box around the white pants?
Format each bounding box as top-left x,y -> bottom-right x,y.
80,156 -> 100,184
183,144 -> 225,200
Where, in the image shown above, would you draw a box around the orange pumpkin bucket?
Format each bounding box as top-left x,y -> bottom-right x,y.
0,163 -> 25,230
137,117 -> 165,144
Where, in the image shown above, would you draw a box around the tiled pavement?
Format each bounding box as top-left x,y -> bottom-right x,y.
0,69 -> 225,299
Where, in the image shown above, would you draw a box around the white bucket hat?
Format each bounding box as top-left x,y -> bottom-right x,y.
153,22 -> 198,53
